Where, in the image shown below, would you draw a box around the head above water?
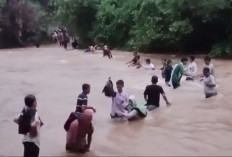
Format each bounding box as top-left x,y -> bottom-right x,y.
167,59 -> 172,65
24,95 -> 37,109
104,45 -> 108,50
151,75 -> 158,84
161,58 -> 167,65
82,83 -> 90,94
145,59 -> 151,64
116,80 -> 124,93
181,57 -> 188,66
189,56 -> 195,62
128,95 -> 137,106
203,67 -> 210,77
133,52 -> 138,57
204,56 -> 211,65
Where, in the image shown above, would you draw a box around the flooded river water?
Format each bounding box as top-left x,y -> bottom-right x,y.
0,46 -> 232,156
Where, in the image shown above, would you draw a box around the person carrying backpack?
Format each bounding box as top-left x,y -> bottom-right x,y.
14,95 -> 43,157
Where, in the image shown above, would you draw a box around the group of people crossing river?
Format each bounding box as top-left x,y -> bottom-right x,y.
13,44 -> 218,156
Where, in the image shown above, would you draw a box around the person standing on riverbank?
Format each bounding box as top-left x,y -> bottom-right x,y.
144,75 -> 171,111
171,58 -> 188,89
14,95 -> 43,157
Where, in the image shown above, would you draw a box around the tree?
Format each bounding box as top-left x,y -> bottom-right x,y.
0,0 -> 53,48
55,0 -> 99,47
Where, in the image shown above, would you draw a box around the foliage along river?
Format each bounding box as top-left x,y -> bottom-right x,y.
0,46 -> 232,156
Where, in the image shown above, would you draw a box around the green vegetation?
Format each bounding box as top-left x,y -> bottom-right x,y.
55,0 -> 232,57
1,0 -> 232,57
0,0 -> 54,48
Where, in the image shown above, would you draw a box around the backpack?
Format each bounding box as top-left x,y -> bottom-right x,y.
18,107 -> 36,135
102,78 -> 116,97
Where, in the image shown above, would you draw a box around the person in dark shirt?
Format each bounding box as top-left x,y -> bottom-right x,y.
127,52 -> 138,66
72,39 -> 78,49
103,45 -> 113,59
161,58 -> 167,78
164,59 -> 173,87
76,84 -> 96,113
144,75 -> 171,111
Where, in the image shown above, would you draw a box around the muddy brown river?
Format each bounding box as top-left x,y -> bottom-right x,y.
0,46 -> 232,156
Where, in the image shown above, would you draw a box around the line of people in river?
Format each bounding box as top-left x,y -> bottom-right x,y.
51,27 -> 70,49
13,74 -> 171,156
13,52 -> 217,157
126,52 -> 217,99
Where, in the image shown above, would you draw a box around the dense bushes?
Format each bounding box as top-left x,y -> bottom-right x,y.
0,0 -> 54,48
1,0 -> 232,57
55,0 -> 232,57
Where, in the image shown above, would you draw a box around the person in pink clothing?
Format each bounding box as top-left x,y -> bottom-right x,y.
66,109 -> 94,153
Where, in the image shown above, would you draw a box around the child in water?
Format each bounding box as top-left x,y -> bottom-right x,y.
127,52 -> 138,66
204,56 -> 215,77
111,80 -> 128,118
203,67 -> 217,98
128,55 -> 142,69
76,84 -> 96,113
164,59 -> 173,87
14,95 -> 43,157
119,95 -> 147,120
161,58 -> 167,78
66,109 -> 94,153
171,58 -> 188,89
184,56 -> 198,80
103,45 -> 113,59
142,59 -> 155,70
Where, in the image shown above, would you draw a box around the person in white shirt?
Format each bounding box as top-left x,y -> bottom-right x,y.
142,59 -> 155,70
204,56 -> 215,77
203,67 -> 217,98
14,95 -> 43,157
111,80 -> 128,118
184,56 -> 198,80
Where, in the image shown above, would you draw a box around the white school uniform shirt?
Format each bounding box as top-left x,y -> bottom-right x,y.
15,111 -> 41,148
111,91 -> 128,116
204,74 -> 217,94
207,63 -> 215,77
143,63 -> 155,70
187,61 -> 198,76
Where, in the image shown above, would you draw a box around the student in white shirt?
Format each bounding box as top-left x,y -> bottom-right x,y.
111,80 -> 128,118
14,95 -> 43,157
203,67 -> 217,98
142,59 -> 155,70
184,56 -> 198,80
